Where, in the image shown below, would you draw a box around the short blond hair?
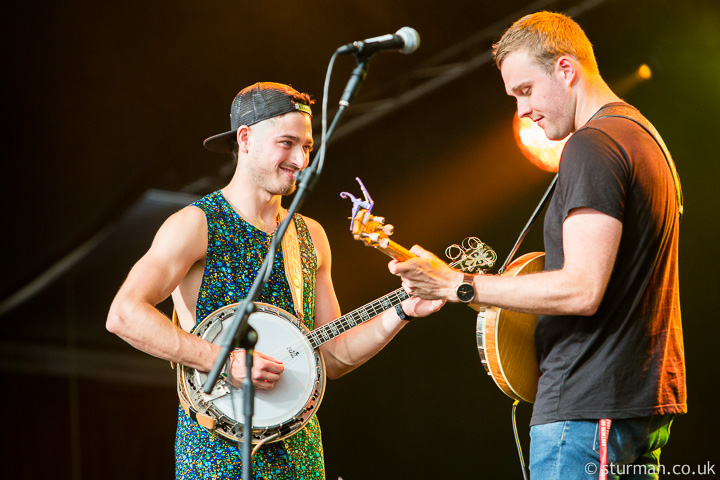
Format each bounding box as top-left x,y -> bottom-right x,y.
492,11 -> 598,75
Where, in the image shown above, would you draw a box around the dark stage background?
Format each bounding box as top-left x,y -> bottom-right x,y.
3,0 -> 719,478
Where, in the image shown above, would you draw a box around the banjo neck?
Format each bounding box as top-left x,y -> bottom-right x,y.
306,287 -> 410,350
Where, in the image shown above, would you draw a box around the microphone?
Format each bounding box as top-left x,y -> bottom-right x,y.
337,27 -> 420,56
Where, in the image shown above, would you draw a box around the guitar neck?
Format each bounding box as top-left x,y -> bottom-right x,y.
306,287 -> 410,349
375,239 -> 415,262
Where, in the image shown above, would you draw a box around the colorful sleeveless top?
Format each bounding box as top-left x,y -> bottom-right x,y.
175,190 -> 325,479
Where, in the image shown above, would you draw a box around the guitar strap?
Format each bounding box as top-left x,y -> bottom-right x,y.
279,210 -> 305,320
498,175 -> 558,275
591,104 -> 684,218
170,309 -> 179,370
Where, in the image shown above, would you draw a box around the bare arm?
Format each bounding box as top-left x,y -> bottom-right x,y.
304,217 -> 442,379
106,207 -> 219,368
106,207 -> 284,388
389,208 -> 622,316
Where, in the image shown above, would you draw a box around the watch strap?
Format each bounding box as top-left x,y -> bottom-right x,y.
395,303 -> 413,321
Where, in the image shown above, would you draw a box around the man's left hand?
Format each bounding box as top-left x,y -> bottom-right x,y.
389,245 -> 461,301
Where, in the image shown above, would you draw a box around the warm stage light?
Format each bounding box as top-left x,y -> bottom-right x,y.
512,115 -> 569,173
613,63 -> 653,97
638,64 -> 652,80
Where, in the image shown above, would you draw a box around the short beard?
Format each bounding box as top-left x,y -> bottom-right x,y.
246,157 -> 297,196
278,180 -> 297,196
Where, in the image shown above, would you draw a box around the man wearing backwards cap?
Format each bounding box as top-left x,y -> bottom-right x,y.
107,82 -> 442,479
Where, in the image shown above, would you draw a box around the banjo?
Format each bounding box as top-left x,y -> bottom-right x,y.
177,234 -> 490,445
342,178 -> 542,404
177,288 -> 409,445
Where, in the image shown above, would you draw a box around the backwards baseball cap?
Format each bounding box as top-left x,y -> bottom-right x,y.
203,82 -> 314,154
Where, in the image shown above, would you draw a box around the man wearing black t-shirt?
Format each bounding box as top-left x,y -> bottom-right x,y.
388,11 -> 686,480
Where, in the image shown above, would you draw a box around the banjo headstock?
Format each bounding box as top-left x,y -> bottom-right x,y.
349,208 -> 396,250
341,177 -> 497,273
340,177 -> 409,260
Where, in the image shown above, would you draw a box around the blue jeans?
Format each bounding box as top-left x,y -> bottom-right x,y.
529,416 -> 674,480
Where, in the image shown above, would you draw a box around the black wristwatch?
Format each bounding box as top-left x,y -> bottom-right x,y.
455,273 -> 476,303
395,303 -> 413,321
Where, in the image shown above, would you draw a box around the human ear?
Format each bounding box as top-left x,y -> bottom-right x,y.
236,125 -> 250,154
556,56 -> 577,85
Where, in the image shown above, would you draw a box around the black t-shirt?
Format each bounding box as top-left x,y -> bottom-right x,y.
531,103 -> 686,426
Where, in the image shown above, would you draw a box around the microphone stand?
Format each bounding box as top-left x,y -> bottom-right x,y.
202,50 -> 375,480
339,54 -> 371,109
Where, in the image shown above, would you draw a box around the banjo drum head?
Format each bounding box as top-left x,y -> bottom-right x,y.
187,302 -> 325,442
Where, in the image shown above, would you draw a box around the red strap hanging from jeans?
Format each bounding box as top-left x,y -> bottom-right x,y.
598,418 -> 612,480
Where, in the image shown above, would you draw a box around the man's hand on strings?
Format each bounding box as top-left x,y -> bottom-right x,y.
226,350 -> 285,390
388,245 -> 462,302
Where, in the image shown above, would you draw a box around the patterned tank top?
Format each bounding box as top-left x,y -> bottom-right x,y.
175,190 -> 325,479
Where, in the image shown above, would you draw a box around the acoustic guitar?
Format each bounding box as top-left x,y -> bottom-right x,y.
476,252 -> 543,403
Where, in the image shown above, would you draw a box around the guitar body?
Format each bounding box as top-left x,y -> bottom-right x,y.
476,252 -> 544,403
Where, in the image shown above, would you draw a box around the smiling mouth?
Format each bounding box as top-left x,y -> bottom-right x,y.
279,166 -> 299,179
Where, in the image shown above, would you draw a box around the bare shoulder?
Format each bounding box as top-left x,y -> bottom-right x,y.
114,205 -> 208,308
150,205 -> 208,263
164,204 -> 207,231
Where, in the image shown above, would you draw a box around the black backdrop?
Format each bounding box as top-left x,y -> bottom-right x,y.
2,0 -> 719,478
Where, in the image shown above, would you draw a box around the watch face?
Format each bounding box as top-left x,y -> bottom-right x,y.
457,283 -> 475,302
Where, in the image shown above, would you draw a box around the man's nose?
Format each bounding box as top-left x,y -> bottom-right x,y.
292,146 -> 309,169
517,99 -> 532,118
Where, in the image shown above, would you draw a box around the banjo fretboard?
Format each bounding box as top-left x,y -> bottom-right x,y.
306,287 -> 410,349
